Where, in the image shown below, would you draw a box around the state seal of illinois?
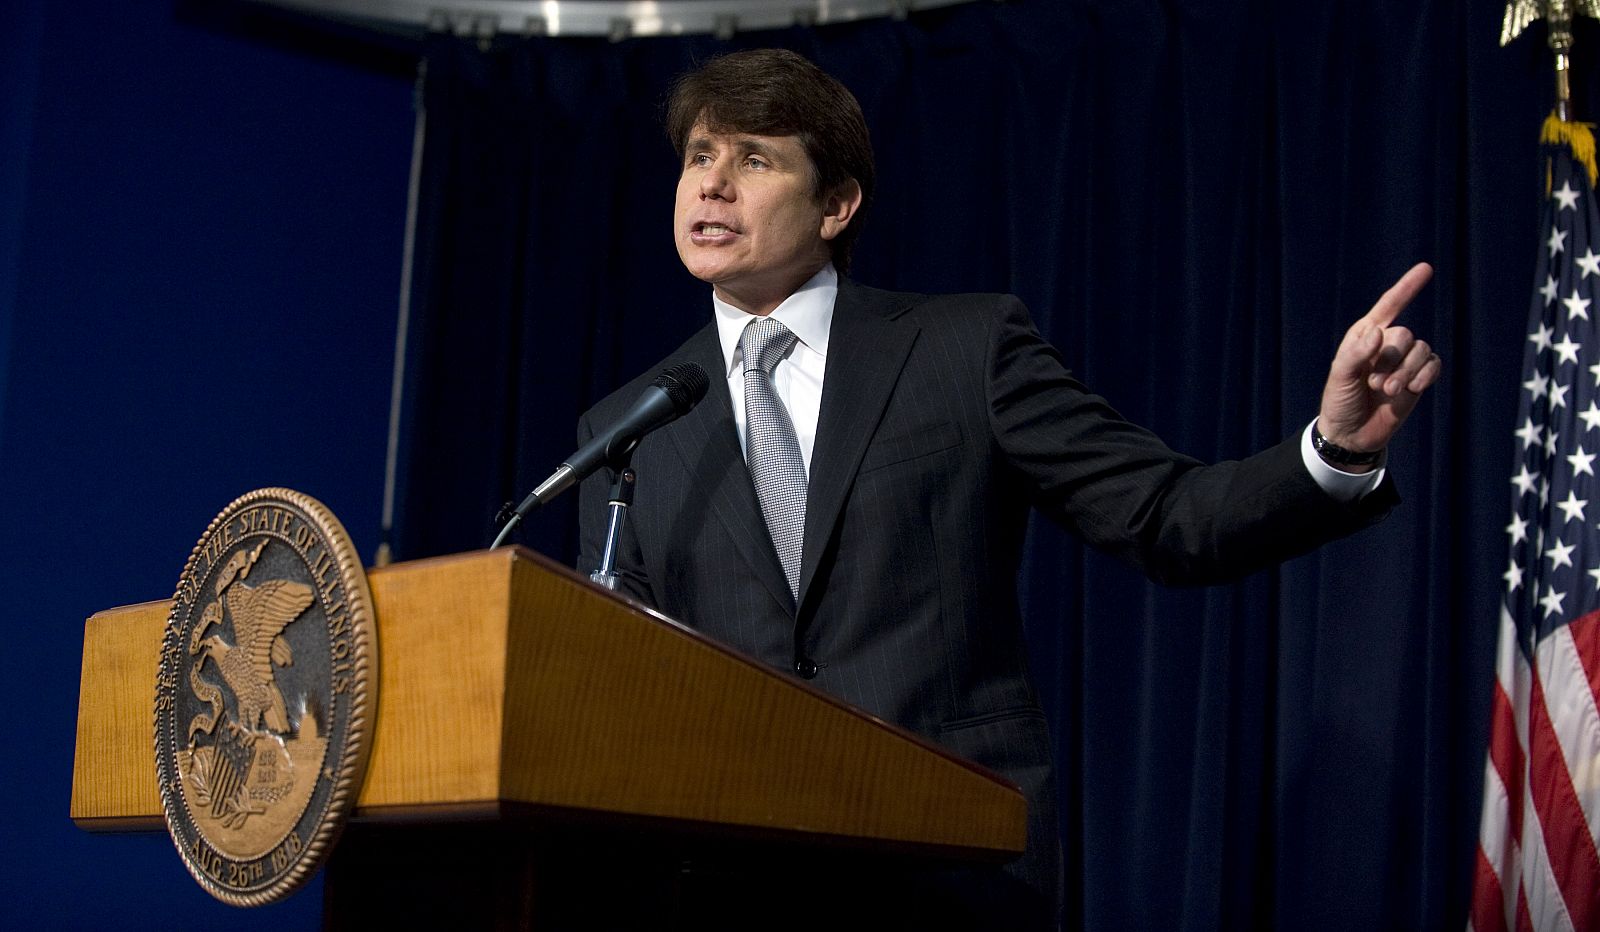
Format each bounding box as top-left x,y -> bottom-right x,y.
154,488 -> 377,905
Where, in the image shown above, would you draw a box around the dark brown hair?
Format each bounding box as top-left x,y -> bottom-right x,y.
666,49 -> 875,272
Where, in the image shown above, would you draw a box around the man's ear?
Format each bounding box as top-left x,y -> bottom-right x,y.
819,179 -> 864,242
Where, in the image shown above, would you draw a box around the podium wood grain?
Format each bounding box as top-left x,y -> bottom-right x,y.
72,547 -> 1025,860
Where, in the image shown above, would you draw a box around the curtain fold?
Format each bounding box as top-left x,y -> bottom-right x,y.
391,2 -> 1559,926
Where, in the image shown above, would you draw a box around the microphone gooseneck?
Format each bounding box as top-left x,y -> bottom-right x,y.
490,362 -> 710,548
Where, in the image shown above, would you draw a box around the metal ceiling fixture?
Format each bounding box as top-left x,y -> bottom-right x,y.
254,0 -> 993,41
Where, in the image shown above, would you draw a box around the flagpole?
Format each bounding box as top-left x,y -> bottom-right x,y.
1556,41 -> 1573,122
1501,0 -> 1600,122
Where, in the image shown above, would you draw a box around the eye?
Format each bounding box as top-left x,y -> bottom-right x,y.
745,156 -> 769,170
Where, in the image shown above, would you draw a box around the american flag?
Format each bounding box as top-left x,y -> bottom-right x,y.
1473,118 -> 1600,932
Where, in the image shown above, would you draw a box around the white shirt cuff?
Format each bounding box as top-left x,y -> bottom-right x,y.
1300,420 -> 1385,502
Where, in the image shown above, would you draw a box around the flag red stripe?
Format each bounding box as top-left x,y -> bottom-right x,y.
1515,881 -> 1534,932
1488,677 -> 1527,845
1526,661 -> 1600,930
1568,611 -> 1600,716
1473,846 -> 1511,932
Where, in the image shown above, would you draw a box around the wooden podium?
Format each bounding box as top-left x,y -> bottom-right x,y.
72,547 -> 1026,927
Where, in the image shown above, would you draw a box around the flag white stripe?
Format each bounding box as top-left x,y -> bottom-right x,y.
1477,756 -> 1518,932
1521,787 -> 1578,932
1537,624 -> 1600,844
1499,607 -> 1534,758
1497,607 -> 1521,695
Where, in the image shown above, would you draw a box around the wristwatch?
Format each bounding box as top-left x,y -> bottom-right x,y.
1311,421 -> 1382,467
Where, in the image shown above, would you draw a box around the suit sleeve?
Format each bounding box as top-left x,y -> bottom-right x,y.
575,411 -> 657,605
985,295 -> 1397,586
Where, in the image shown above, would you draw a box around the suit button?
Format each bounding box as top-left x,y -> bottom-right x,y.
793,658 -> 818,679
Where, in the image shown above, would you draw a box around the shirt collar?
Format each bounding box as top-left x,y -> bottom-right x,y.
713,264 -> 838,377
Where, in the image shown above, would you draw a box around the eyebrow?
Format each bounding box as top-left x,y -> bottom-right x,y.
737,138 -> 782,161
684,135 -> 786,164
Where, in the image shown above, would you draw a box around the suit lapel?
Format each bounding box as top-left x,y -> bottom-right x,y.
797,280 -> 919,611
665,324 -> 795,615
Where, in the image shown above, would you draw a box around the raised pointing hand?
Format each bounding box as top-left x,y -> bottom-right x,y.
1316,262 -> 1441,466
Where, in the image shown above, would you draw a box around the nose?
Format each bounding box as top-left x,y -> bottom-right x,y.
700,158 -> 732,200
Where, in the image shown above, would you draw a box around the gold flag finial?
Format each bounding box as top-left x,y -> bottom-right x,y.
1504,0 -> 1600,120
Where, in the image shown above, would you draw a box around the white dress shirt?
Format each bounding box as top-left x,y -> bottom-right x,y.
1301,421 -> 1386,501
713,265 -> 836,479
711,264 -> 1382,501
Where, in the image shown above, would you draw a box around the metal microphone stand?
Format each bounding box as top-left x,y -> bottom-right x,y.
588,461 -> 636,590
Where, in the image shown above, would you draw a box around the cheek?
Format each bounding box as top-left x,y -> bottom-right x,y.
673,177 -> 701,216
777,208 -> 824,251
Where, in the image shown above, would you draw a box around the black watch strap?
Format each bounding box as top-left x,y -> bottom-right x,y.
1312,421 -> 1382,467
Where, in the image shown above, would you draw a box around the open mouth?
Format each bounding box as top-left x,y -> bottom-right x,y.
690,222 -> 739,244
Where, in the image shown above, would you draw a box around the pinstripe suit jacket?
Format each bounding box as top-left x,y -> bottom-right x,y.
576,278 -> 1395,924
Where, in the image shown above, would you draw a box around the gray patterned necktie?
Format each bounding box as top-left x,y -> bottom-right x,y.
740,317 -> 806,600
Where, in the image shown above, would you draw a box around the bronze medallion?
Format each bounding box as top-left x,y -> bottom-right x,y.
154,488 -> 377,906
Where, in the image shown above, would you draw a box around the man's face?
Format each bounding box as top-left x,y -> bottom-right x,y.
674,123 -> 851,316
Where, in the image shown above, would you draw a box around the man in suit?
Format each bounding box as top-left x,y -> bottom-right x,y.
577,49 -> 1439,928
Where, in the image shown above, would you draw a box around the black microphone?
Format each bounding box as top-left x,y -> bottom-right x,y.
497,362 -> 710,534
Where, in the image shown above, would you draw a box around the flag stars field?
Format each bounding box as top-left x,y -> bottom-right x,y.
1508,513 -> 1530,544
1539,585 -> 1567,618
1545,537 -> 1576,570
1579,401 -> 1600,431
1512,464 -> 1539,495
1556,490 -> 1588,522
1556,178 -> 1581,210
1565,290 -> 1592,320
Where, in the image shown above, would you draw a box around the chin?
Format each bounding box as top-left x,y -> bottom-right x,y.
679,255 -> 732,285
680,263 -> 721,285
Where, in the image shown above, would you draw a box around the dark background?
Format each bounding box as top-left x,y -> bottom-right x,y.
0,0 -> 1571,928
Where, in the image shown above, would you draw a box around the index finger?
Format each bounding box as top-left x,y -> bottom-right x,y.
1362,261 -> 1434,329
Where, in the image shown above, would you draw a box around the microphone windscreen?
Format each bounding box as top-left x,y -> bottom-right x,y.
653,363 -> 710,415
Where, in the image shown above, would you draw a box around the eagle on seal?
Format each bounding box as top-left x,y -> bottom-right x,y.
194,546 -> 314,735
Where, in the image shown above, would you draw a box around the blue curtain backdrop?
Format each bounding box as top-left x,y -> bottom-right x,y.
384,2 -> 1571,928
0,1 -> 413,928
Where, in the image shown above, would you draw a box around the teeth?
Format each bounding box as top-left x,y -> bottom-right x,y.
700,224 -> 729,235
